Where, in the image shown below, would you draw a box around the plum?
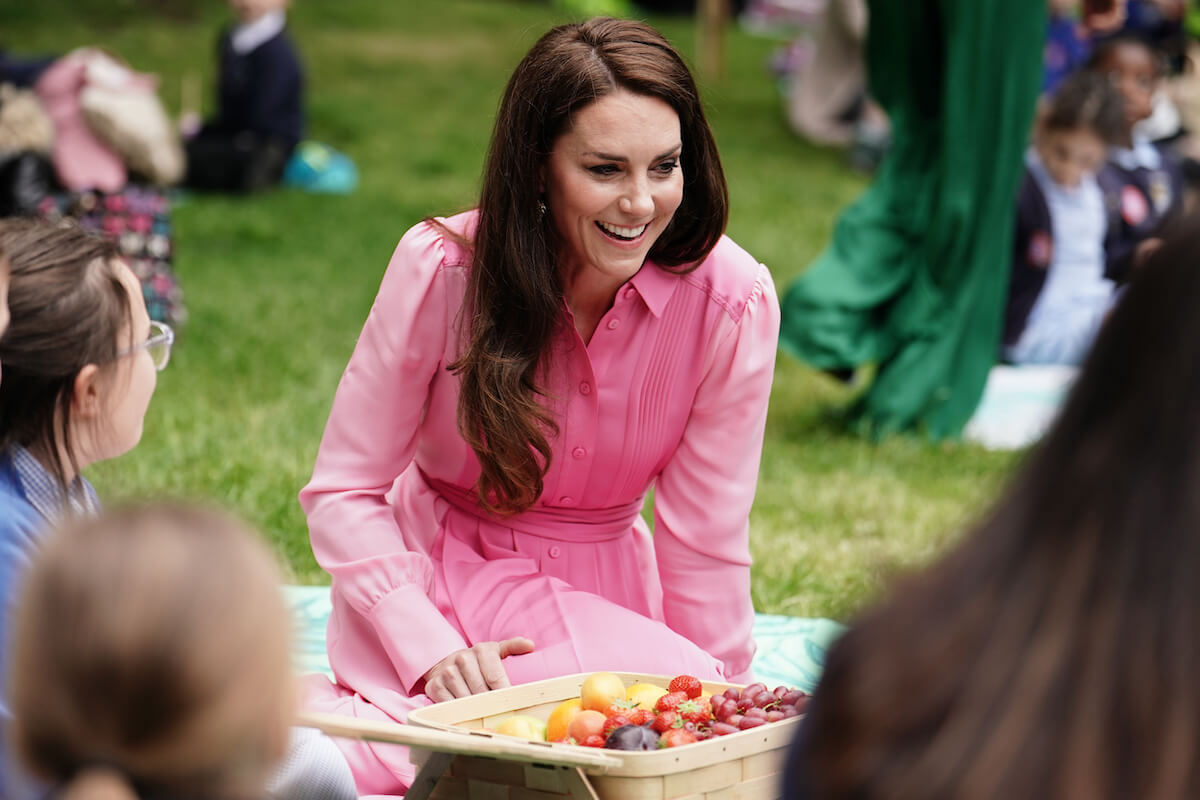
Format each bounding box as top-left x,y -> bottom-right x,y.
603,724 -> 660,751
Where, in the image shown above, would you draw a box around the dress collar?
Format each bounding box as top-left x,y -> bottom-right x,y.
627,261 -> 679,318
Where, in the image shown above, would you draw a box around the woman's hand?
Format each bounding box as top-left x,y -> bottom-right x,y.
421,637 -> 536,702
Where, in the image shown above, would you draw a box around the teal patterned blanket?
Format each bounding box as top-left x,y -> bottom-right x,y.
283,585 -> 844,693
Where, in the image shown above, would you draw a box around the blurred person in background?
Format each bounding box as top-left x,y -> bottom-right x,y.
1087,33 -> 1184,281
183,0 -> 304,192
785,0 -> 891,171
1004,71 -> 1127,365
1043,0 -> 1129,94
777,0 -> 1045,438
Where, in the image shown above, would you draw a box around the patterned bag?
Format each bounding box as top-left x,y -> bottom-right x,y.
36,184 -> 186,327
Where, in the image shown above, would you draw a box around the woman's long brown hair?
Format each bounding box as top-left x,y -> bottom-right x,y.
449,17 -> 728,516
794,219 -> 1200,798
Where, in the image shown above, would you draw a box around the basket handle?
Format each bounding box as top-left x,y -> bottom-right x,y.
297,710 -> 622,771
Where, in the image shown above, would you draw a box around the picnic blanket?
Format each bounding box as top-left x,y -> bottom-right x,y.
283,585 -> 845,693
963,364 -> 1077,450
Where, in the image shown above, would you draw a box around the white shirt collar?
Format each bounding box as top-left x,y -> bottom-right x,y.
231,10 -> 287,55
1109,135 -> 1162,172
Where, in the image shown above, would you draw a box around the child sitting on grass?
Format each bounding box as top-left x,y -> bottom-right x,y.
1005,70 -> 1127,365
8,504 -> 295,800
1087,32 -> 1184,282
184,0 -> 304,192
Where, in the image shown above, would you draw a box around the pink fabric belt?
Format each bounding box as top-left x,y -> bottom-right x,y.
425,473 -> 643,543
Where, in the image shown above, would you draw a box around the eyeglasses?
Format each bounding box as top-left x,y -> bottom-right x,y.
118,320 -> 174,371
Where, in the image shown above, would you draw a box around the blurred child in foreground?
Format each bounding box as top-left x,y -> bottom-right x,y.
9,504 -> 293,800
784,216 -> 1200,800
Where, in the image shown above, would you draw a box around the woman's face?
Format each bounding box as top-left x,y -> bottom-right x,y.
544,89 -> 684,294
90,262 -> 158,463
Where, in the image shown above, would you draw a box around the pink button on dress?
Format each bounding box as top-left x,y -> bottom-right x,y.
300,210 -> 780,796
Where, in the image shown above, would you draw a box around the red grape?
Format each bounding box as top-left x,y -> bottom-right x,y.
738,716 -> 766,730
765,710 -> 785,722
712,722 -> 739,736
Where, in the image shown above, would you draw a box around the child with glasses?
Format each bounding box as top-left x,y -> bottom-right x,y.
0,218 -> 171,798
0,219 -> 355,800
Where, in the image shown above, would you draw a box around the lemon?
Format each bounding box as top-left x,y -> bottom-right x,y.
625,682 -> 668,711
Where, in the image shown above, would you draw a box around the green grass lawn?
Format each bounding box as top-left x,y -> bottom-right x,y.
5,0 -> 1020,622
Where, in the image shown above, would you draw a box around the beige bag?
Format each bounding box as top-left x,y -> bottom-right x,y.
77,50 -> 184,186
0,83 -> 55,155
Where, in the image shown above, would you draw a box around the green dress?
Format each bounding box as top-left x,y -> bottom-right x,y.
778,0 -> 1046,438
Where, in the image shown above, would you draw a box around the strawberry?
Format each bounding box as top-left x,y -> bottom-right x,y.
603,699 -> 639,718
582,734 -> 606,748
669,674 -> 703,699
677,699 -> 710,726
602,714 -> 633,738
658,728 -> 698,748
626,708 -> 655,727
650,710 -> 680,733
654,691 -> 688,714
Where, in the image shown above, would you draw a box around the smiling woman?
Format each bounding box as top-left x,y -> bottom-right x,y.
545,89 -> 684,341
298,17 -> 780,797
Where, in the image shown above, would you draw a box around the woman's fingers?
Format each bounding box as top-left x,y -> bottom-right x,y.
474,643 -> 513,690
424,638 -> 537,701
457,648 -> 493,694
498,637 -> 535,658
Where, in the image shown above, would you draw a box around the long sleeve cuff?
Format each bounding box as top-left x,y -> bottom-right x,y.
367,584 -> 468,695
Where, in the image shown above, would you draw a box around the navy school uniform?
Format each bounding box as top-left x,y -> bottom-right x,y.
1006,164 -> 1057,351
1098,137 -> 1183,283
185,16 -> 304,192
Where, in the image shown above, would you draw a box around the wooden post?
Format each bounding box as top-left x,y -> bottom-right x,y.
697,0 -> 730,81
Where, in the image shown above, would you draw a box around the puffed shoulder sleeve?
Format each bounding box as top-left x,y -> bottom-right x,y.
653,261 -> 781,683
299,220 -> 468,693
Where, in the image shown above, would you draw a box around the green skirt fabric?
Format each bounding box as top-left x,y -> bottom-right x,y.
778,0 -> 1046,438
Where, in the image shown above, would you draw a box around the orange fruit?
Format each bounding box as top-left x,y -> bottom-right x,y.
580,671 -> 627,712
546,697 -> 583,742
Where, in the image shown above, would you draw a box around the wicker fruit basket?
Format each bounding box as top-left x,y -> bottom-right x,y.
303,671 -> 801,800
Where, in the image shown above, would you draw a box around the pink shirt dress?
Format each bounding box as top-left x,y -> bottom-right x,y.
300,210 -> 780,794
